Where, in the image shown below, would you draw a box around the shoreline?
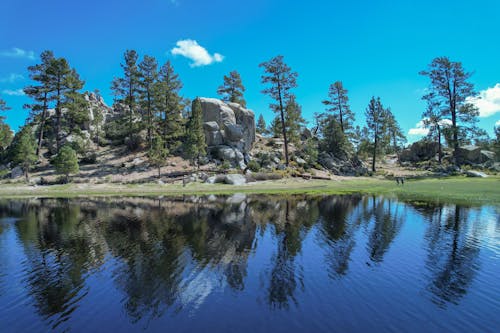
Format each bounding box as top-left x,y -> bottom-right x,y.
0,176 -> 499,205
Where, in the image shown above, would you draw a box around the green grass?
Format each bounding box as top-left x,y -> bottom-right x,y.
0,176 -> 499,205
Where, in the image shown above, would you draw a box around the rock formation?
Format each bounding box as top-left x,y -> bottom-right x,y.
197,98 -> 256,169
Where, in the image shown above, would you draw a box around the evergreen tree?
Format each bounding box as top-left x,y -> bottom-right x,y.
148,134 -> 168,178
23,50 -> 55,156
11,126 -> 37,181
53,144 -> 79,183
384,109 -> 406,156
157,60 -> 184,151
46,57 -> 74,151
322,81 -> 355,134
0,98 -> 13,153
420,57 -> 478,162
257,114 -> 267,135
184,98 -> 206,166
111,50 -> 141,138
284,95 -> 305,145
422,92 -> 445,163
494,125 -> 500,160
63,69 -> 88,136
260,55 -> 298,166
365,97 -> 388,172
217,70 -> 246,107
138,55 -> 159,147
269,116 -> 283,138
319,116 -> 350,159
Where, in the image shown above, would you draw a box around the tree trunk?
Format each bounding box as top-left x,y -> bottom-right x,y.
158,166 -> 161,179
55,84 -> 62,152
372,133 -> 377,172
277,82 -> 289,166
36,94 -> 48,157
437,125 -> 442,164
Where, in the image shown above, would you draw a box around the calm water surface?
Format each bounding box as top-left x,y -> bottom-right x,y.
0,195 -> 498,333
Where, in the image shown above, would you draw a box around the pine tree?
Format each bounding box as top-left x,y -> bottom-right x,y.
138,55 -> 159,147
184,98 -> 206,166
0,98 -> 13,153
217,70 -> 246,107
365,97 -> 388,172
23,50 -> 55,156
320,116 -> 350,159
11,126 -> 37,181
46,57 -> 74,151
420,57 -> 478,162
384,109 -> 406,156
111,50 -> 141,138
148,133 -> 168,178
322,81 -> 355,134
422,92 -> 445,163
53,144 -> 79,183
257,114 -> 267,135
260,55 -> 298,166
157,60 -> 184,151
63,69 -> 88,135
284,95 -> 305,145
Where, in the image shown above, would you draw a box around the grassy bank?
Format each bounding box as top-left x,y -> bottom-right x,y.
0,176 -> 499,205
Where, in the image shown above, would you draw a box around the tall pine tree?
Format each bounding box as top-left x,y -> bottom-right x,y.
111,50 -> 141,139
185,98 -> 206,166
322,81 -> 355,134
260,55 -> 298,166
157,60 -> 184,151
138,55 -> 159,147
420,57 -> 478,162
365,97 -> 388,172
23,50 -> 55,156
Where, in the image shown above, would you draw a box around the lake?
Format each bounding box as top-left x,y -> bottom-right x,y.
0,195 -> 498,333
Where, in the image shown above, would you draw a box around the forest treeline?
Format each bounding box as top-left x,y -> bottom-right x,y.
0,50 -> 499,181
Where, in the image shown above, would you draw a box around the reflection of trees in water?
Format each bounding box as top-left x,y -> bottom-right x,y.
264,197 -> 318,309
12,200 -> 106,329
419,203 -> 482,306
318,195 -> 362,278
364,197 -> 405,263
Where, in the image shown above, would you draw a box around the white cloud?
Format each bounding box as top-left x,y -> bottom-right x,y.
0,73 -> 24,83
408,118 -> 452,136
0,47 -> 35,60
408,120 -> 429,136
467,83 -> 500,117
2,89 -> 25,96
171,39 -> 224,67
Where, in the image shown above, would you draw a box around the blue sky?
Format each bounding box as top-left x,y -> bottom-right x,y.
1,0 -> 499,141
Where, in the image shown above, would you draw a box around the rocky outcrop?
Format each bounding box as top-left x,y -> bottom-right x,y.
197,98 -> 255,168
456,145 -> 495,165
319,152 -> 368,176
400,141 -> 439,163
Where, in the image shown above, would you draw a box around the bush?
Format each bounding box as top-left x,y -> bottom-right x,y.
52,145 -> 79,182
247,160 -> 260,172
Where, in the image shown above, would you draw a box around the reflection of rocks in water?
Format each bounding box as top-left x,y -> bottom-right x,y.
422,204 -> 482,306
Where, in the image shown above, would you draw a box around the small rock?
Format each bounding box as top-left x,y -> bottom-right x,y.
224,174 -> 247,185
10,166 -> 23,179
465,170 -> 488,178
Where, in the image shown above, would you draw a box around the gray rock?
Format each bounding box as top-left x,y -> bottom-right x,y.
224,174 -> 247,185
11,166 -> 23,179
206,175 -> 226,184
400,141 -> 439,163
456,145 -> 495,165
197,97 -> 255,154
295,157 -> 307,166
465,170 -> 488,178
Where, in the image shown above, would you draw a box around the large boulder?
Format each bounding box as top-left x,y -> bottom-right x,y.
196,98 -> 255,169
400,141 -> 439,163
10,166 -> 23,179
456,145 -> 495,165
197,98 -> 255,151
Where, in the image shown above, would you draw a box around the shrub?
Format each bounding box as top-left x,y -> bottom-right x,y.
247,160 -> 260,172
